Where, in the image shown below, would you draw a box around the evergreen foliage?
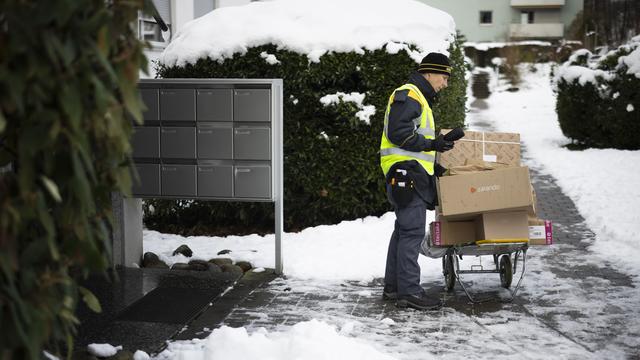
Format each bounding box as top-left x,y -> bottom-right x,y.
555,40 -> 640,149
0,1 -> 146,358
150,37 -> 467,234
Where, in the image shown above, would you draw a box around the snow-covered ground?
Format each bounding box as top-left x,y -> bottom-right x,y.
144,63 -> 640,359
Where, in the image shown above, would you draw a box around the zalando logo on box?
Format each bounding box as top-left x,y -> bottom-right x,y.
469,184 -> 500,193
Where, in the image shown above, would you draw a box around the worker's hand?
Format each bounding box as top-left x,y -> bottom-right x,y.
434,163 -> 447,177
432,134 -> 454,152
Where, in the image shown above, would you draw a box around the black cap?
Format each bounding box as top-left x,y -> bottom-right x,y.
418,52 -> 451,76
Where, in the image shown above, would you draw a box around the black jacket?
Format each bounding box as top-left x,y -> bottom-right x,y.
386,71 -> 439,209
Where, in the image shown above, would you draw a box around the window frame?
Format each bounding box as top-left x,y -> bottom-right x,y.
479,10 -> 493,26
138,12 -> 170,49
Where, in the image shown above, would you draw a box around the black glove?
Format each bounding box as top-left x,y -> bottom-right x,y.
434,163 -> 447,177
430,134 -> 454,153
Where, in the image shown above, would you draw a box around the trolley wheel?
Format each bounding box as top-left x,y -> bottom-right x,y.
444,254 -> 456,291
499,255 -> 513,289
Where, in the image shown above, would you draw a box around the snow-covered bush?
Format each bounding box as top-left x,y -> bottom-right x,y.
554,35 -> 640,149
147,0 -> 467,233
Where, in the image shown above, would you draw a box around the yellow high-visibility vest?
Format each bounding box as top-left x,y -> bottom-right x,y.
380,83 -> 436,176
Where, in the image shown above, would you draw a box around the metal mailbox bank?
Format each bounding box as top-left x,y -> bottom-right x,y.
112,79 -> 284,274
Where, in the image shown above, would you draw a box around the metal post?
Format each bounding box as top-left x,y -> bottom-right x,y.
111,192 -> 143,267
274,80 -> 284,275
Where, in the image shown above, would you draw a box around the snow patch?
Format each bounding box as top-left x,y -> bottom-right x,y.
320,92 -> 376,124
260,51 -> 281,65
87,344 -> 122,357
154,319 -> 397,360
464,40 -> 552,52
133,350 -> 150,360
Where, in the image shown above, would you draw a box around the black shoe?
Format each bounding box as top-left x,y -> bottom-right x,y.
382,285 -> 397,300
396,292 -> 442,310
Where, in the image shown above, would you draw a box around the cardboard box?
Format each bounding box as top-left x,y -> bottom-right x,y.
438,130 -> 521,169
529,186 -> 538,217
528,216 -> 553,245
430,217 -> 476,247
437,166 -> 535,219
476,211 -> 529,241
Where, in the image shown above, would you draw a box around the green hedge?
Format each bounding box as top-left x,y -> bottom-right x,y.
149,37 -> 467,234
0,1 -> 146,358
555,39 -> 640,149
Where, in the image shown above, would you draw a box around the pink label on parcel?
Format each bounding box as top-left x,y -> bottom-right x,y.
545,220 -> 553,245
434,221 -> 442,246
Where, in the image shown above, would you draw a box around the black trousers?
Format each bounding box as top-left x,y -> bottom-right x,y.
384,184 -> 427,296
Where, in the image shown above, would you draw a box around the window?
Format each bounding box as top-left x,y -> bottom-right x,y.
520,11 -> 535,24
139,0 -> 171,47
480,11 -> 493,25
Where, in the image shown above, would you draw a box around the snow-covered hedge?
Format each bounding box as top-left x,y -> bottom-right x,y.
146,0 -> 467,233
554,36 -> 640,149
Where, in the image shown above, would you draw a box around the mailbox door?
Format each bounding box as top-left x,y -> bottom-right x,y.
197,123 -> 233,159
132,127 -> 160,159
234,165 -> 271,198
197,165 -> 233,197
140,89 -> 159,122
233,89 -> 270,123
197,89 -> 233,122
160,89 -> 195,121
132,164 -> 160,196
161,165 -> 196,197
233,126 -> 270,160
161,127 -> 196,159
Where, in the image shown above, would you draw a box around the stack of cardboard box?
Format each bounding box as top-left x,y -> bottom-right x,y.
430,130 -> 553,247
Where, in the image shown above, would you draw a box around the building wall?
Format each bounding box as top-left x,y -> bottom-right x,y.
417,0 -> 583,42
417,0 -> 511,42
533,9 -> 562,23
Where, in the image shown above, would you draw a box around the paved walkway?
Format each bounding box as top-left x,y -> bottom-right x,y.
166,96 -> 640,359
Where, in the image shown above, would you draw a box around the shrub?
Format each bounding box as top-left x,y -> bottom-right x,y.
554,37 -> 640,149
149,36 -> 467,234
0,1 -> 146,358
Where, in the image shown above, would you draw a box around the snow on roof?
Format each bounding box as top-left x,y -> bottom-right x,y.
160,0 -> 455,67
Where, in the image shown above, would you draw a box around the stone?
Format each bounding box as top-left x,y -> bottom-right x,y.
217,249 -> 232,255
171,263 -> 191,271
221,264 -> 244,275
209,258 -> 233,267
235,261 -> 253,272
145,261 -> 169,269
172,244 -> 193,257
208,263 -> 222,273
106,350 -> 134,360
141,252 -> 169,269
188,259 -> 210,271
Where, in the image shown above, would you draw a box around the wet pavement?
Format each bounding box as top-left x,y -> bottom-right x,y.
73,268 -> 249,357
